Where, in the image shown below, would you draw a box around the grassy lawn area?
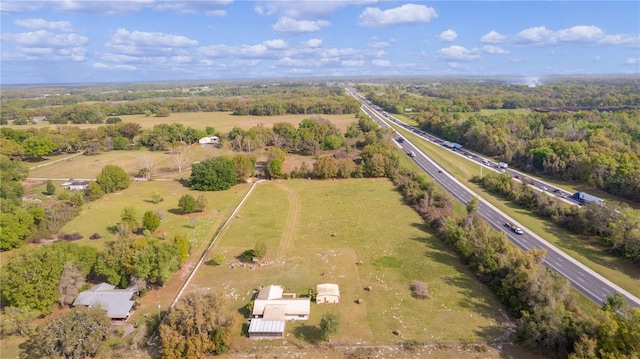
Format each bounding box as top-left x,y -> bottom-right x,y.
186,179 -> 513,347
389,122 -> 640,300
59,180 -> 251,251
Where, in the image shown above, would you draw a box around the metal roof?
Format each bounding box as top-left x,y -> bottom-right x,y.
248,319 -> 285,334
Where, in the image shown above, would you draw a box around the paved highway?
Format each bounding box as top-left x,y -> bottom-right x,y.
346,88 -> 583,206
348,89 -> 640,309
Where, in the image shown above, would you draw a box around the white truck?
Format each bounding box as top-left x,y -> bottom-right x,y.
498,162 -> 508,169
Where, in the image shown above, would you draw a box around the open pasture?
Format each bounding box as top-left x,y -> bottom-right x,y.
8,112 -> 357,133
187,179 -> 512,347
58,180 -> 251,252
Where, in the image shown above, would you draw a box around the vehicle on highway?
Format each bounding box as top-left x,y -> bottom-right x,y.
408,151 -> 416,157
396,136 -> 405,143
505,222 -> 524,234
541,185 -> 548,191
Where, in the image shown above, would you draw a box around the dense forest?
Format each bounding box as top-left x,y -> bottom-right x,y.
358,81 -> 640,203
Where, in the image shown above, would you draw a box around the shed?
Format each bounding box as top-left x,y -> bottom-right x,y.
248,319 -> 285,339
198,136 -> 219,145
316,283 -> 340,304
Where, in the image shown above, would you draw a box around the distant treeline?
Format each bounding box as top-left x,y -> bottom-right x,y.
0,86 -> 360,124
360,84 -> 640,203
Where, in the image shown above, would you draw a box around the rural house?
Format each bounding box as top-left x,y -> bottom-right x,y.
61,180 -> 90,191
252,285 -> 310,321
316,283 -> 340,304
72,282 -> 136,320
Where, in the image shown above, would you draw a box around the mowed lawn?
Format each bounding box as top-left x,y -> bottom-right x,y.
186,179 -> 509,346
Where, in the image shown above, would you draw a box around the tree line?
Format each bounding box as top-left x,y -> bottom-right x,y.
360,84 -> 640,203
393,167 -> 639,358
0,86 -> 360,125
473,172 -> 640,265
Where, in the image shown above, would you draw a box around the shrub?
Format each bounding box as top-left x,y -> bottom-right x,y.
410,280 -> 431,299
89,233 -> 102,240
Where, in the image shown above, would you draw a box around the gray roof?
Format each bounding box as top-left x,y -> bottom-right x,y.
248,319 -> 285,334
73,282 -> 136,319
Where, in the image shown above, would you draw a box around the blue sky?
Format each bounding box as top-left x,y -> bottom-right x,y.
1,1 -> 639,84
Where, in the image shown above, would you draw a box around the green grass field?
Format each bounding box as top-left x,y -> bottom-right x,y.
389,122 -> 640,300
186,179 -> 512,347
58,180 -> 251,251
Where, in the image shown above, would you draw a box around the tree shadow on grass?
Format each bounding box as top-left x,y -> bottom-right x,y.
292,323 -> 321,345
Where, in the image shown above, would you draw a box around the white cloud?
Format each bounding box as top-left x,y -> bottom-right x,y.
483,45 -> 508,54
368,41 -> 390,48
92,62 -> 136,70
358,4 -> 437,27
438,29 -> 457,42
263,39 -> 288,49
342,60 -> 365,67
598,34 -> 639,46
107,28 -> 198,50
198,44 -> 270,59
255,1 -> 373,19
512,25 -> 635,47
304,38 -> 322,48
152,1 -> 231,15
272,17 -> 330,35
625,57 -> 639,64
480,30 -> 506,43
1,0 -> 232,15
2,30 -> 88,47
14,18 -> 73,32
437,45 -> 479,61
372,59 -> 391,67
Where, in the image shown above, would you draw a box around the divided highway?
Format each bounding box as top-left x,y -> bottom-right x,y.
348,89 -> 640,309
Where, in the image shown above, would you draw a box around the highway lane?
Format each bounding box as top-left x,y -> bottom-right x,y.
351,92 -> 640,308
347,88 -> 582,206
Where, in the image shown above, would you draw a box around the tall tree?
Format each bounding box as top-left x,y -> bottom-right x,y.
21,306 -> 111,359
319,312 -> 341,342
169,141 -> 189,173
22,137 -> 57,159
142,210 -> 161,232
189,157 -> 236,191
159,292 -> 235,358
58,261 -> 86,306
96,164 -> 130,193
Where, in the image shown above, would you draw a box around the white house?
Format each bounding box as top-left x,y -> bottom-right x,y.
316,283 -> 340,304
252,285 -> 310,321
73,283 -> 136,320
198,136 -> 219,145
61,180 -> 89,191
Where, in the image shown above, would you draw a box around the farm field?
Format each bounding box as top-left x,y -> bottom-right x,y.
182,179 -> 538,357
389,122 -> 640,300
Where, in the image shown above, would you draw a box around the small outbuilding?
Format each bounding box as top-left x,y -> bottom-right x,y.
198,136 -> 219,145
316,283 -> 340,304
248,318 -> 285,339
61,180 -> 89,191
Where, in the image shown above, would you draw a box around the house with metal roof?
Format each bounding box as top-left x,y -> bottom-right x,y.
252,285 -> 310,321
73,282 -> 136,320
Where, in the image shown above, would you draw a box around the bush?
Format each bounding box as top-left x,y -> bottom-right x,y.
410,280 -> 431,299
89,233 -> 102,240
59,232 -> 83,241
178,194 -> 198,214
210,252 -> 226,265
189,157 -> 237,191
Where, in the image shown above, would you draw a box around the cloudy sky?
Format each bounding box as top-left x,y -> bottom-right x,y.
1,1 -> 639,84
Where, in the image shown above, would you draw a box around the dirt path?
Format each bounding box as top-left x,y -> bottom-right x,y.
276,182 -> 301,253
